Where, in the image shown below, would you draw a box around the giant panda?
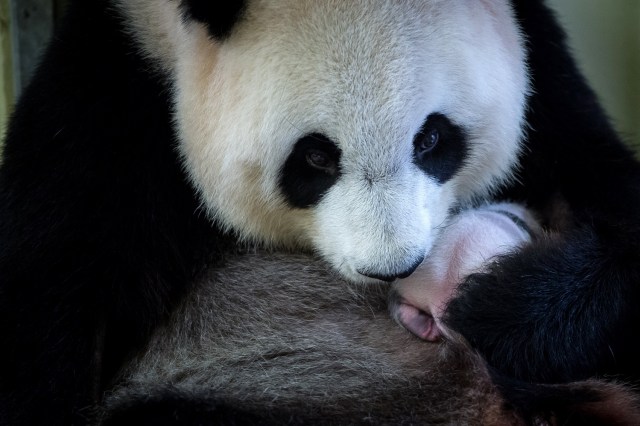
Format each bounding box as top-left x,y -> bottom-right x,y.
0,0 -> 639,425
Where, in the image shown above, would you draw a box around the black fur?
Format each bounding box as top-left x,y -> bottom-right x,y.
0,1 -> 229,424
180,0 -> 247,40
279,134 -> 342,208
101,390 -> 271,426
444,0 -> 640,386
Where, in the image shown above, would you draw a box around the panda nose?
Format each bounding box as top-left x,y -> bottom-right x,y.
358,255 -> 424,282
397,257 -> 424,278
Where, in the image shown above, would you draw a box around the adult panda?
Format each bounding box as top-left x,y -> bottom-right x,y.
0,0 -> 638,424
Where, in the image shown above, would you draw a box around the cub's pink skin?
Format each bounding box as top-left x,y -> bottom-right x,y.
390,203 -> 541,342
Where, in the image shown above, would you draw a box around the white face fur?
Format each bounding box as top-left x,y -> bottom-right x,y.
119,0 -> 529,283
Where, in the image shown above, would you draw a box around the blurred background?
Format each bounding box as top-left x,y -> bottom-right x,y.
549,0 -> 640,150
0,0 -> 638,151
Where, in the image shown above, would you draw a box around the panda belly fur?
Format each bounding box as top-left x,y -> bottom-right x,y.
101,250 -> 512,425
99,240 -> 640,426
1,0 -> 640,424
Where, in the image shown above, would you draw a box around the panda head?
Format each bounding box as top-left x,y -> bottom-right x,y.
119,0 -> 529,283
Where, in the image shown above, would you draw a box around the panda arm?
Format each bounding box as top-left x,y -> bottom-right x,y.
444,0 -> 640,385
444,224 -> 640,384
0,2 -> 219,424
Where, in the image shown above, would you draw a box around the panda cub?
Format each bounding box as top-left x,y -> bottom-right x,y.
1,0 -> 640,424
390,203 -> 542,342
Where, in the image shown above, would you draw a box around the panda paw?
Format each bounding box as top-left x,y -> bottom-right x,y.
442,232 -> 635,384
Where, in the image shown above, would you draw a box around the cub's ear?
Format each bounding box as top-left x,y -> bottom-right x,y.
180,1 -> 247,39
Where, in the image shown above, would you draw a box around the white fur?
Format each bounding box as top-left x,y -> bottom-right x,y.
117,0 -> 529,283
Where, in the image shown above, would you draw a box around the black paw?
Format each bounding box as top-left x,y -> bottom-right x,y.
443,231 -> 637,384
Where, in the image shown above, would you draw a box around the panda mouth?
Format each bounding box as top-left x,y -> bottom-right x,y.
357,256 -> 425,282
357,271 -> 396,282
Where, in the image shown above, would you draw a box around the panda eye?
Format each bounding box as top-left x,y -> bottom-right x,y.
415,128 -> 439,154
412,113 -> 469,184
305,148 -> 337,175
280,133 -> 342,208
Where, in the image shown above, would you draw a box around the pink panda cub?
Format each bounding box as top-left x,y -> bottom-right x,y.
390,203 -> 541,342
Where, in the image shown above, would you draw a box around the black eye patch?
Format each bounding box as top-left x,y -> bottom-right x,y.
280,133 -> 342,208
413,113 -> 469,184
180,0 -> 247,40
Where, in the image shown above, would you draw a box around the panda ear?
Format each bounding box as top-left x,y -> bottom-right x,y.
180,0 -> 247,40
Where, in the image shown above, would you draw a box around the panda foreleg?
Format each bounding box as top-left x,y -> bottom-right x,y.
443,223 -> 640,386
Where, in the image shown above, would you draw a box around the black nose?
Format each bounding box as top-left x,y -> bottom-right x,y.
358,256 -> 424,282
397,256 -> 424,278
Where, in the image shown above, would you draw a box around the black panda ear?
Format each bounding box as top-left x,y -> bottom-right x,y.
180,0 -> 247,40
